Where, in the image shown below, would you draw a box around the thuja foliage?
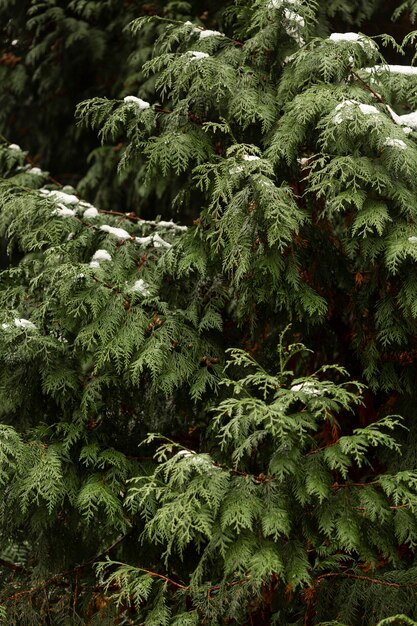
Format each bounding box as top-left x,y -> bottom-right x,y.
4,0 -> 417,624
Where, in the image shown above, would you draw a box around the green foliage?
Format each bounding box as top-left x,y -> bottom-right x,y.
3,0 -> 417,624
97,339 -> 417,624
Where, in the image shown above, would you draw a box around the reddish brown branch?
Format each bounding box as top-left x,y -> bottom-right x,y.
0,558 -> 29,574
4,535 -> 127,604
351,70 -> 384,104
316,571 -> 417,589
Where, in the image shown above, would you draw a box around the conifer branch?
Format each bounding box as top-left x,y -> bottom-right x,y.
315,571 -> 417,589
0,558 -> 29,574
4,535 -> 128,603
351,70 -> 384,104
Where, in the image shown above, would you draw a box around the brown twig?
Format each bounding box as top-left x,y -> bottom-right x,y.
4,535 -> 127,604
351,70 -> 384,104
315,570 -> 417,589
0,558 -> 29,575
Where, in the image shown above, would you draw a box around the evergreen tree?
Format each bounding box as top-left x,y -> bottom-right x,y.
3,0 -> 417,624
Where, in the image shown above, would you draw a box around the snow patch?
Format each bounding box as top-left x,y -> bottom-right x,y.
83,207 -> 99,218
124,95 -> 150,110
176,449 -> 196,458
408,236 -> 417,243
14,318 -> 36,330
8,143 -> 21,151
364,64 -> 417,75
132,278 -> 150,295
188,51 -> 210,60
333,99 -> 380,124
92,249 -> 112,262
386,105 -> 417,130
156,220 -> 187,231
152,233 -> 172,249
49,190 -> 79,205
28,167 -> 43,176
100,225 -> 131,240
53,204 -> 75,218
243,154 -> 261,161
291,381 -> 321,396
383,137 -> 407,150
329,32 -> 376,49
89,260 -> 100,269
198,29 -> 224,39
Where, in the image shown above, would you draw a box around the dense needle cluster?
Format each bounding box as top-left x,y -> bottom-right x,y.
2,0 -> 417,624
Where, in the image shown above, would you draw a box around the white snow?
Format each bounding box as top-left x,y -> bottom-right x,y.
83,207 -> 99,218
135,235 -> 154,246
333,99 -> 380,124
291,381 -> 321,396
284,9 -> 305,27
243,154 -> 260,161
14,318 -> 36,330
39,189 -> 50,196
53,204 -> 75,217
176,449 -> 196,458
329,32 -> 376,49
124,95 -> 150,110
268,0 -> 298,8
383,137 -> 407,150
156,220 -> 187,231
198,29 -> 224,39
403,127 -> 413,134
11,39 -> 18,46
89,260 -> 100,269
92,249 -> 112,262
386,105 -> 417,130
134,233 -> 172,248
49,190 -> 79,205
100,225 -> 132,240
364,64 -> 417,75
132,279 -> 150,295
152,233 -> 172,249
230,165 -> 244,174
8,144 -> 21,151
408,236 -> 417,243
28,167 -> 43,176
188,51 -> 210,60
